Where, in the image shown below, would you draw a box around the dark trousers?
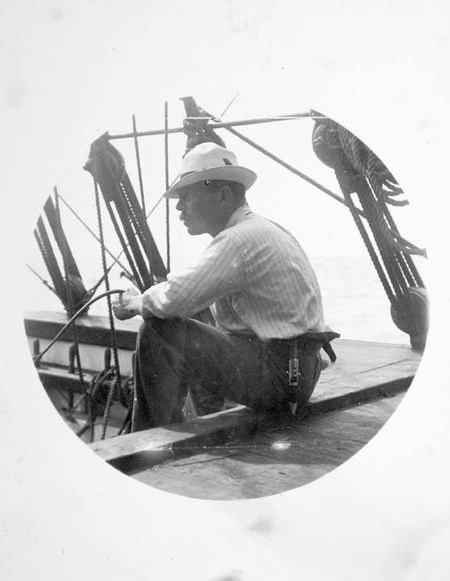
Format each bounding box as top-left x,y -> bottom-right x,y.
131,318 -> 322,432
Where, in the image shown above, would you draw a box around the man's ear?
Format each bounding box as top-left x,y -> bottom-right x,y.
219,184 -> 233,203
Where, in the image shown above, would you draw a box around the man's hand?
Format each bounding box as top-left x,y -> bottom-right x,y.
112,287 -> 142,320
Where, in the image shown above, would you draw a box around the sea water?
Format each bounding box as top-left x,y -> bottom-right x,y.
24,249 -> 427,345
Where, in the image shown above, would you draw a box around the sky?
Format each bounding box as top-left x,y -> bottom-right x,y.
1,2 -> 450,580
1,0 -> 433,342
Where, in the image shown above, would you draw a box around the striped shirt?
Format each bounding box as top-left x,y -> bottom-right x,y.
140,204 -> 328,340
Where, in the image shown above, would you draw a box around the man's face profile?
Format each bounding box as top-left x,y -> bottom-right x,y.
175,183 -> 222,236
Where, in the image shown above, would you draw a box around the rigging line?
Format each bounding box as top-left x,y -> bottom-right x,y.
87,263 -> 115,295
219,93 -> 240,120
90,175 -> 180,287
35,216 -> 67,298
86,198 -> 159,294
344,193 -> 395,303
98,113 -> 341,276
54,187 -> 75,310
145,178 -> 178,220
164,101 -> 171,272
46,192 -> 81,279
32,289 -> 124,365
132,114 -> 147,216
92,172 -> 123,440
57,192 -> 133,278
223,123 -> 364,215
26,263 -> 58,295
195,103 -> 363,216
54,187 -> 87,396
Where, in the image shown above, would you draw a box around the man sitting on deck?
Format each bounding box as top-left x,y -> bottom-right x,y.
113,142 -> 338,432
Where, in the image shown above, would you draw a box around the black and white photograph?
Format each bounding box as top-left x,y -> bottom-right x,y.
2,1 -> 450,580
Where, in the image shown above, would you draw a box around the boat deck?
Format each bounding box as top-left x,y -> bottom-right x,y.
132,394 -> 403,499
89,339 -> 421,497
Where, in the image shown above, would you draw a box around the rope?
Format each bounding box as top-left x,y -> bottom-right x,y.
185,102 -> 361,214
92,173 -> 123,440
26,263 -> 58,295
132,114 -> 147,216
54,189 -> 88,399
322,126 -> 404,303
312,118 -> 428,348
333,125 -> 420,297
117,181 -> 153,288
86,171 -> 180,294
86,137 -> 167,289
340,187 -> 395,303
58,193 -> 133,277
165,101 -> 171,272
225,124 -> 359,213
32,289 -> 124,365
354,179 -> 407,298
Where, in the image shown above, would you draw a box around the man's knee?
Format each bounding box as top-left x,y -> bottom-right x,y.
137,317 -> 185,347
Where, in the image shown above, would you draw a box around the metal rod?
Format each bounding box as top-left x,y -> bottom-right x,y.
219,93 -> 240,119
26,263 -> 58,295
113,111 -> 357,214
132,114 -> 147,215
107,111 -> 325,141
58,193 -> 133,277
223,124 -> 362,213
109,105 -> 353,213
164,101 -> 171,272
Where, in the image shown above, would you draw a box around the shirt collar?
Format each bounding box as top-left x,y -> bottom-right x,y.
225,203 -> 252,230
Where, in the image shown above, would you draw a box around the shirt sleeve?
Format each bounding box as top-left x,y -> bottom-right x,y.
139,231 -> 243,319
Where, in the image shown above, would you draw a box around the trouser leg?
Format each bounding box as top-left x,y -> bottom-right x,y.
132,318 -> 263,431
132,318 -> 323,431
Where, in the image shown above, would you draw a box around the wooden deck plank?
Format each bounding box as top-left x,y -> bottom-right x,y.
131,394 -> 404,499
89,339 -> 421,471
307,358 -> 416,415
89,405 -> 257,472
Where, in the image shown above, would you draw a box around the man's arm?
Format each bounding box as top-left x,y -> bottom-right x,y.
113,232 -> 243,320
140,232 -> 243,319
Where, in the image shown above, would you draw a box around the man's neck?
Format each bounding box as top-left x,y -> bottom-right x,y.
210,201 -> 247,237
